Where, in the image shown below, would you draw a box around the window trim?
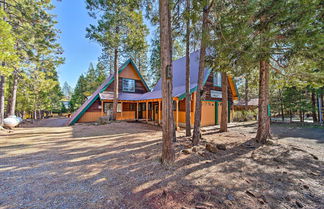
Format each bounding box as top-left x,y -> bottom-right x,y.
122,78 -> 136,92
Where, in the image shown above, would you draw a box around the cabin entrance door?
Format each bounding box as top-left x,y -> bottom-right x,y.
138,103 -> 143,119
104,102 -> 113,119
153,103 -> 158,121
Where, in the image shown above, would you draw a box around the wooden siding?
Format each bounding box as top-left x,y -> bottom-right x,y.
117,111 -> 136,120
201,101 -> 216,126
77,111 -> 136,122
76,101 -> 232,127
86,99 -> 101,112
78,112 -> 102,123
178,96 -> 194,112
106,63 -> 148,94
228,75 -> 238,100
203,73 -> 233,101
119,64 -> 141,80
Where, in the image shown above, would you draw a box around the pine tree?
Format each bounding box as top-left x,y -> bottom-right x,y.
70,75 -> 87,112
1,0 -> 64,119
96,62 -> 107,85
192,0 -> 214,146
84,63 -> 97,96
159,0 -> 175,165
207,0 -> 323,143
185,0 -> 191,137
0,7 -> 18,125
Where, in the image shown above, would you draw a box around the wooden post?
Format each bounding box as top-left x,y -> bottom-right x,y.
158,100 -> 161,124
146,101 -> 148,122
176,100 -> 179,130
120,102 -> 123,120
136,102 -> 139,120
101,101 -> 104,116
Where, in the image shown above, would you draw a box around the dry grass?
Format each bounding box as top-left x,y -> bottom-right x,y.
0,120 -> 323,209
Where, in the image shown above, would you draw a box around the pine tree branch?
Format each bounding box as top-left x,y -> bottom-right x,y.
269,64 -> 284,75
270,57 -> 288,68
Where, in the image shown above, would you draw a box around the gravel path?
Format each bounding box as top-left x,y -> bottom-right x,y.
0,121 -> 323,209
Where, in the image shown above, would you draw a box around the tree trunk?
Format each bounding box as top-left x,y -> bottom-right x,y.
192,4 -> 211,146
321,88 -> 323,107
279,89 -> 284,122
159,0 -> 175,165
311,90 -> 317,123
280,102 -> 284,121
319,92 -> 323,124
0,76 -> 5,126
245,76 -> 248,108
8,72 -> 18,116
185,0 -> 191,137
256,60 -> 271,143
220,72 -> 228,132
112,47 -> 119,120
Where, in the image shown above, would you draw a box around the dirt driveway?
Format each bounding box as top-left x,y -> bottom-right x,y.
22,117 -> 69,127
0,121 -> 323,209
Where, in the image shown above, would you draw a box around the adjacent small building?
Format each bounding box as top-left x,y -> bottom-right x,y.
66,51 -> 238,127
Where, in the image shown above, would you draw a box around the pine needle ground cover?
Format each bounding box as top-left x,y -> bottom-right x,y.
0,120 -> 323,208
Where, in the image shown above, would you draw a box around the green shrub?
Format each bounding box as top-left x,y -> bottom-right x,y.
233,110 -> 257,122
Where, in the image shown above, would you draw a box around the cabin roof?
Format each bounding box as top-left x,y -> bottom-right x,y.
105,51 -> 212,101
153,51 -> 211,91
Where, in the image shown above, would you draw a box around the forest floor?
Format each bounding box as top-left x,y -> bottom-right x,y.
0,120 -> 323,209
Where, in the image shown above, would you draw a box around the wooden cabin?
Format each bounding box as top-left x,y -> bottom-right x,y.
66,51 -> 239,128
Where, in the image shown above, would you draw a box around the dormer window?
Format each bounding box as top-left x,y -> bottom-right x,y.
213,72 -> 222,87
122,78 -> 135,92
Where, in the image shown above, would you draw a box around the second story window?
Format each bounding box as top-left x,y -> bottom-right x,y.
122,78 -> 135,92
213,72 -> 222,87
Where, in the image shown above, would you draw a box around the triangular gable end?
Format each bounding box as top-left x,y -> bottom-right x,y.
177,70 -> 239,101
66,59 -> 150,126
100,59 -> 150,93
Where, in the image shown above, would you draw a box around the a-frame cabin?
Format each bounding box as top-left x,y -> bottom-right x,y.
66,51 -> 238,127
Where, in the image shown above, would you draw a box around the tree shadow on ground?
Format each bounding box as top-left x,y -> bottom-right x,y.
0,122 -> 323,209
270,123 -> 324,144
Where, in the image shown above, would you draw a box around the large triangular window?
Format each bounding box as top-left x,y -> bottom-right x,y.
213,72 -> 222,87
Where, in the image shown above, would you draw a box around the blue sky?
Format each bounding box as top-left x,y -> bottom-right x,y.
53,1 -> 154,88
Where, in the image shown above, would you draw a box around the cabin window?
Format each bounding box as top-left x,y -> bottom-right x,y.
122,78 -> 135,92
172,101 -> 179,111
213,72 -> 222,87
129,103 -> 136,111
117,103 -> 122,112
104,103 -> 113,113
104,102 -> 122,112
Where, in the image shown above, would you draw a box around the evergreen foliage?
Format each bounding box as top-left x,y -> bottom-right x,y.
69,63 -> 108,112
0,0 -> 64,119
